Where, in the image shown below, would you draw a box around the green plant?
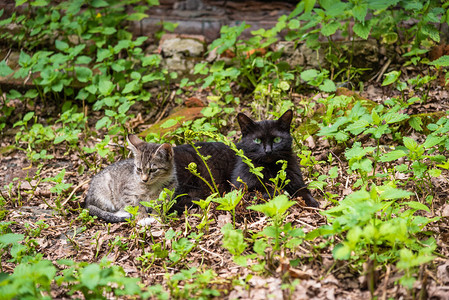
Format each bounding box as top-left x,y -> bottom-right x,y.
56,258 -> 148,299
166,267 -> 221,299
221,195 -> 307,274
308,185 -> 438,292
74,209 -> 97,226
0,255 -> 56,299
141,188 -> 180,224
213,189 -> 244,228
42,169 -> 73,213
23,220 -> 49,238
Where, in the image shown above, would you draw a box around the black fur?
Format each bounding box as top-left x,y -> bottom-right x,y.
172,110 -> 319,211
231,110 -> 319,207
172,142 -> 236,212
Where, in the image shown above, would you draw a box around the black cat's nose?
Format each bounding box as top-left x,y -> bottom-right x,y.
265,144 -> 272,154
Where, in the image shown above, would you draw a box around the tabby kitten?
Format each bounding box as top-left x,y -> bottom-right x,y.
231,110 -> 319,207
85,134 -> 177,225
172,142 -> 236,212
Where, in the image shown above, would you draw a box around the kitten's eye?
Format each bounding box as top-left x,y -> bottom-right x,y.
274,137 -> 282,143
136,167 -> 142,173
254,138 -> 262,144
149,168 -> 157,174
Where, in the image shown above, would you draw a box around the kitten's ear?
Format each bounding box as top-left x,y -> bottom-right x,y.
127,134 -> 144,153
237,112 -> 257,135
277,109 -> 293,131
156,143 -> 174,160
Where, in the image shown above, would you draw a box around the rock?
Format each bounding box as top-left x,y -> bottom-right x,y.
159,34 -> 206,72
159,34 -> 205,57
275,39 -> 379,70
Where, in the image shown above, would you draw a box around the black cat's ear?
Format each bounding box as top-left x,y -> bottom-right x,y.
277,110 -> 293,131
237,112 -> 257,135
127,134 -> 144,153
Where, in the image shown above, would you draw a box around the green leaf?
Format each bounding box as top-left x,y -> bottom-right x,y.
423,135 -> 444,149
379,187 -> 413,200
352,3 -> 368,22
95,116 -> 111,129
91,0 -> 109,7
321,21 -> 340,36
102,27 -> 116,35
0,60 -> 13,77
122,80 -> 138,94
55,40 -> 69,52
403,136 -> 418,151
16,0 -> 28,5
409,116 -> 423,131
345,119 -> 369,135
300,69 -> 319,81
75,66 -> 92,83
126,12 -> 148,21
319,79 -> 336,92
98,78 -> 113,96
247,195 -> 295,218
402,201 -> 430,212
379,150 -> 407,162
0,233 -> 24,245
332,243 -> 351,260
24,89 -> 38,98
23,111 -> 34,122
429,168 -> 442,177
96,48 -> 112,62
304,0 -> 316,13
383,112 -> 409,124
160,118 -> 179,129
353,21 -> 372,39
80,264 -> 101,290
381,32 -> 398,44
382,71 -> 400,86
75,55 -> 92,65
422,24 -> 440,43
429,55 -> 449,67
221,223 -> 247,256
31,0 -> 49,6
321,0 -> 347,17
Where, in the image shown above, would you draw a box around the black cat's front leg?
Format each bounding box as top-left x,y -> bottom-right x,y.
285,161 -> 320,208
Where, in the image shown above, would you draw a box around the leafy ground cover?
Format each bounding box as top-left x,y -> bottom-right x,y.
1,0 -> 449,299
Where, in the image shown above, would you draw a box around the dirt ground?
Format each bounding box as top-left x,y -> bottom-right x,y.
1,81 -> 449,299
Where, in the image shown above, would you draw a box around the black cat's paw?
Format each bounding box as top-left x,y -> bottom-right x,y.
304,193 -> 320,208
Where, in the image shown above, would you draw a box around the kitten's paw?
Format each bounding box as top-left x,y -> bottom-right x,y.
137,217 -> 157,227
114,211 -> 132,219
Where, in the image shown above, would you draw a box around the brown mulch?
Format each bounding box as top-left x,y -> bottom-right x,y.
1,81 -> 449,299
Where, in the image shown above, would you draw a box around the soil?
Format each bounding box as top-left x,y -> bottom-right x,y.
1,78 -> 449,299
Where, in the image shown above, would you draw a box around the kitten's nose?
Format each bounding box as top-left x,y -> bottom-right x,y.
141,174 -> 149,182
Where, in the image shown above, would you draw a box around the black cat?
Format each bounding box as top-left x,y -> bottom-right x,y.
231,110 -> 319,207
172,142 -> 236,212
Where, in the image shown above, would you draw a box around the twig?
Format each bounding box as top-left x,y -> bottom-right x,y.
374,58 -> 392,83
381,265 -> 390,300
199,246 -> 224,266
295,218 -> 316,229
61,179 -> 90,206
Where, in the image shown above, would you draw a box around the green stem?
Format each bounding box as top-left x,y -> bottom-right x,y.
190,143 -> 219,194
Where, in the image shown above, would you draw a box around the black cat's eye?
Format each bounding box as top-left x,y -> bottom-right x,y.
254,138 -> 262,144
274,137 -> 282,143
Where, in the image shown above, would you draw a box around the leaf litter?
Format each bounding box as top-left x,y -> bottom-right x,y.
0,83 -> 449,299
